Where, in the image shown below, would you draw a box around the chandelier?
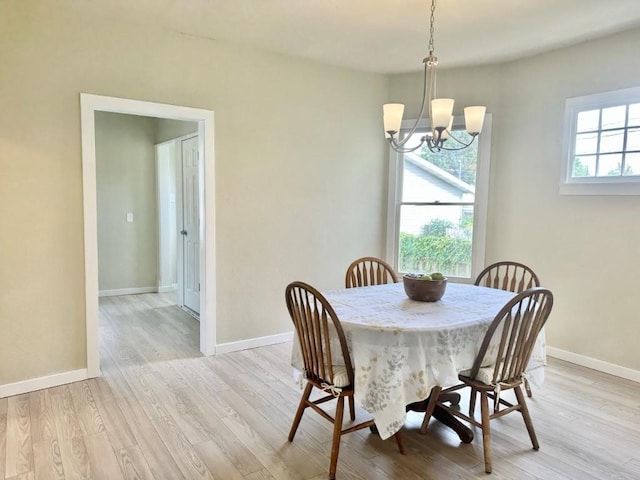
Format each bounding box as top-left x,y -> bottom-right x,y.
383,0 -> 486,153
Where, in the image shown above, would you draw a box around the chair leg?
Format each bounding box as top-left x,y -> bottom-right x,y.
420,386 -> 442,434
394,431 -> 406,455
515,386 -> 539,450
439,392 -> 461,406
524,376 -> 533,398
348,395 -> 356,421
469,389 -> 477,417
288,382 -> 313,442
479,390 -> 492,474
329,396 -> 345,480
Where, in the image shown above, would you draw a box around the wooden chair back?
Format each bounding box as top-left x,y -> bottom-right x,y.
285,281 -> 354,388
345,256 -> 398,288
468,287 -> 553,386
474,261 -> 540,293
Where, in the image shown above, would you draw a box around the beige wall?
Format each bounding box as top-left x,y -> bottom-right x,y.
390,28 -> 640,371
96,112 -> 158,292
0,3 -> 388,384
6,1 -> 637,389
389,64 -> 504,120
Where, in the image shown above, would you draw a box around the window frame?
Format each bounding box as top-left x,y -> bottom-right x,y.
385,114 -> 493,283
561,86 -> 640,195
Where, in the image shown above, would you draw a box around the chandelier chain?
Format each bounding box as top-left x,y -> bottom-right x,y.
428,0 -> 436,55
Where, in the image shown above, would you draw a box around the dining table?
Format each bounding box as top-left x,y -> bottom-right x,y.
291,281 -> 546,441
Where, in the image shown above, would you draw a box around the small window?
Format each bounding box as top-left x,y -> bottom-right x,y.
562,86 -> 640,195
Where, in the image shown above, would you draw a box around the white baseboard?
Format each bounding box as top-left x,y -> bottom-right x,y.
547,346 -> 640,383
157,285 -> 177,293
5,341 -> 636,398
1,333 -> 294,398
0,369 -> 89,399
216,331 -> 294,355
0,334 -> 293,398
99,286 -> 158,297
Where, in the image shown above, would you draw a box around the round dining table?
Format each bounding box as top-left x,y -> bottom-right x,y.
291,281 -> 546,441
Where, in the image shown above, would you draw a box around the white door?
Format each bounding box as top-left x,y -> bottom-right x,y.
181,136 -> 200,314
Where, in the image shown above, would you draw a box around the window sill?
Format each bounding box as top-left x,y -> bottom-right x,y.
560,181 -> 640,195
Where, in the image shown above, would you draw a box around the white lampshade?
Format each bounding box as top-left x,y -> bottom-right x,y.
383,103 -> 405,138
464,106 -> 486,134
431,98 -> 454,129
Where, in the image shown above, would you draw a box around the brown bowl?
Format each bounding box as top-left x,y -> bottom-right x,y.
402,275 -> 448,302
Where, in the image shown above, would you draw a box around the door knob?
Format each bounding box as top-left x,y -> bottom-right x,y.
180,230 -> 187,236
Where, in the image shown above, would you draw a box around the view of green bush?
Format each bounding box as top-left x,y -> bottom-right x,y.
399,218 -> 472,275
400,136 -> 477,276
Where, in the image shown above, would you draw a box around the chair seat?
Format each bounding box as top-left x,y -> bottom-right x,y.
314,365 -> 350,388
459,366 -> 496,385
459,364 -> 534,388
330,365 -> 350,388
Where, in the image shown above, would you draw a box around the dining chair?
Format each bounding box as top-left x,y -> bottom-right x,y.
419,287 -> 554,474
474,260 -> 540,293
344,256 -> 398,288
474,260 -> 541,397
285,281 -> 405,479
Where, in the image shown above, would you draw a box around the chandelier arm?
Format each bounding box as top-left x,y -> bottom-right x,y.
395,62 -> 430,147
424,140 -> 442,153
436,134 -> 479,151
427,58 -> 436,127
389,136 -> 427,153
443,129 -> 479,146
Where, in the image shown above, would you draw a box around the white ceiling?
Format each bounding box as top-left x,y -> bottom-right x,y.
53,0 -> 640,73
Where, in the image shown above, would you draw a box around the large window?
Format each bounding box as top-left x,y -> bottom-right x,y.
562,86 -> 640,195
386,115 -> 492,281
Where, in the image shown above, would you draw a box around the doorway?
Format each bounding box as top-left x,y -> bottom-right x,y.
81,93 -> 217,378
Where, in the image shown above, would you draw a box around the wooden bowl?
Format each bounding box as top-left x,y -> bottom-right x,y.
402,275 -> 448,302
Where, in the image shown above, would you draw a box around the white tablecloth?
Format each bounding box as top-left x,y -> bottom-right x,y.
291,282 -> 546,440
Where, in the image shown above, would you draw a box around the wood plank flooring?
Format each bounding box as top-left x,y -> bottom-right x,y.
2,292 -> 640,479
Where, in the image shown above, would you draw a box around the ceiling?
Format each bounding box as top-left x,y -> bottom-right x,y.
52,0 -> 640,73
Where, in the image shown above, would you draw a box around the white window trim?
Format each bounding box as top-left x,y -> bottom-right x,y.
561,86 -> 640,195
385,114 -> 492,283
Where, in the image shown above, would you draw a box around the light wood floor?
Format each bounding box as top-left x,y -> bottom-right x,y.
2,293 -> 640,479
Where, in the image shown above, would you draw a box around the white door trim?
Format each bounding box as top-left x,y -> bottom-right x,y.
80,93 -> 217,378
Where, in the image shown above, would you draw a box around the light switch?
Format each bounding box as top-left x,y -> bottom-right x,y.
126,213 -> 134,222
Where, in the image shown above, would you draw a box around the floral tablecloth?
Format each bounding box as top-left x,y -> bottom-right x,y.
291,282 -> 546,440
